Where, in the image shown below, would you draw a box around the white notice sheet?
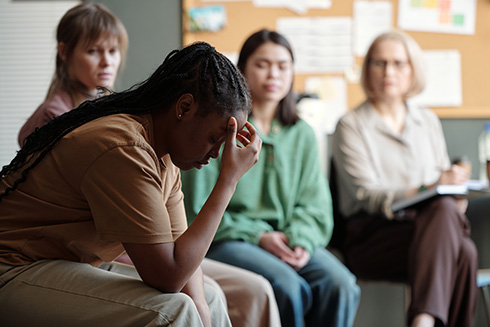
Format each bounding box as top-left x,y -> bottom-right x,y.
409,50 -> 462,107
277,17 -> 353,74
353,1 -> 392,56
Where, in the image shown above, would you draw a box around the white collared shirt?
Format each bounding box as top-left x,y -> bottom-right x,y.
332,100 -> 450,218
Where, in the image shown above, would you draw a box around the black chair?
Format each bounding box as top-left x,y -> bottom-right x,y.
327,158 -> 347,253
328,158 -> 411,322
477,269 -> 490,326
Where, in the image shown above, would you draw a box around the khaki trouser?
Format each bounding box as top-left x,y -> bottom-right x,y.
201,258 -> 281,327
0,260 -> 231,327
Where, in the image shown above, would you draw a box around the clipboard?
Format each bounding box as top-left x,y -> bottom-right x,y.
391,184 -> 468,213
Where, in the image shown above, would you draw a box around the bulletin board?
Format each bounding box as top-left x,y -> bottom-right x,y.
182,0 -> 490,118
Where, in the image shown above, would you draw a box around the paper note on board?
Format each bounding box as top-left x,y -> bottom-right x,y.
253,0 -> 331,14
353,1 -> 393,56
277,17 -> 353,74
409,50 -> 462,107
202,0 -> 250,2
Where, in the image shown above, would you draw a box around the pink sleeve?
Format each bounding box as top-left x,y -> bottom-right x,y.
18,90 -> 73,146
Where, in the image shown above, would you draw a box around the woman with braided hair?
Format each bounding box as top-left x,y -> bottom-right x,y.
15,5 -> 279,326
0,41 -> 261,327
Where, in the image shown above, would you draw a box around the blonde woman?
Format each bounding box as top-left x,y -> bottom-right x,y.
18,3 -> 128,146
332,30 -> 477,327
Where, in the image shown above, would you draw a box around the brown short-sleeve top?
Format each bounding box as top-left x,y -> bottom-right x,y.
0,113 -> 187,266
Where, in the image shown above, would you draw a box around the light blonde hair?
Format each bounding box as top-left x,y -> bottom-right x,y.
46,3 -> 128,107
360,29 -> 425,100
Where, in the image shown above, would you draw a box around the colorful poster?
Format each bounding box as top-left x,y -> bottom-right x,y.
187,5 -> 227,32
398,0 -> 476,35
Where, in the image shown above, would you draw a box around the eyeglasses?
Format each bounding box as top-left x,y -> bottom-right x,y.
369,60 -> 410,71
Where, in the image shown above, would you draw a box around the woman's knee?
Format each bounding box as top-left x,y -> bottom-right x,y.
149,293 -> 204,327
421,196 -> 468,233
333,275 -> 360,303
203,284 -> 231,327
203,274 -> 227,308
315,267 -> 360,302
427,196 -> 461,218
204,281 -> 227,311
460,237 -> 478,271
310,249 -> 359,292
243,273 -> 276,302
272,268 -> 311,304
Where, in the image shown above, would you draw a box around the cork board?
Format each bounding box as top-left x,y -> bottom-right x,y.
183,0 -> 490,118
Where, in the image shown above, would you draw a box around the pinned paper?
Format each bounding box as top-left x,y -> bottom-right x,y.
353,1 -> 392,56
409,50 -> 462,107
277,17 -> 353,74
253,0 -> 331,15
398,0 -> 476,35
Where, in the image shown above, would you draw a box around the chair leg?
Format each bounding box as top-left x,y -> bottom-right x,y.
481,285 -> 490,326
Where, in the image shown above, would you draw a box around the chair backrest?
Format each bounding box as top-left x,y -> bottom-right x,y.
329,159 -> 412,290
328,158 -> 347,252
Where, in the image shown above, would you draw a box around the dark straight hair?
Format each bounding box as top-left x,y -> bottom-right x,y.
0,42 -> 251,202
237,29 -> 299,126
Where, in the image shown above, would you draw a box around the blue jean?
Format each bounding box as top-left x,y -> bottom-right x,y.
207,241 -> 360,327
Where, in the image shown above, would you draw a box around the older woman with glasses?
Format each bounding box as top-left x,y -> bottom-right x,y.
331,30 -> 477,327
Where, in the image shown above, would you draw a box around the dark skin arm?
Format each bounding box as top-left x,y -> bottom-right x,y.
123,119 -> 261,290
181,267 -> 211,327
123,119 -> 260,326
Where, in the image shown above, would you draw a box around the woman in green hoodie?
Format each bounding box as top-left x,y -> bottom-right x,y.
181,29 -> 360,327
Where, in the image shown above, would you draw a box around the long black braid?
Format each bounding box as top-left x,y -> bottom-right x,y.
0,42 -> 251,202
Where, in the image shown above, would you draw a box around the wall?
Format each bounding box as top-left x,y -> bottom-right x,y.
93,0 -> 182,91
180,0 -> 490,179
183,0 -> 490,119
442,118 -> 489,180
0,0 -> 78,166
